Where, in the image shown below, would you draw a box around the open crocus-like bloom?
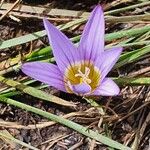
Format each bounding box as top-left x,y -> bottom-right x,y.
22,5 -> 122,96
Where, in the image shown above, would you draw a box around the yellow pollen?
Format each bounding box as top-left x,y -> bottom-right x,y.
79,78 -> 83,84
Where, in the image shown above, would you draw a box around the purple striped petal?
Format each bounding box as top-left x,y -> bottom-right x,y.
93,78 -> 120,96
72,83 -> 91,95
21,62 -> 66,92
78,5 -> 105,61
95,47 -> 122,81
43,19 -> 79,73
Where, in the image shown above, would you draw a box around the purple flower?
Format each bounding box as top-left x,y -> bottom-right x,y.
22,5 -> 122,96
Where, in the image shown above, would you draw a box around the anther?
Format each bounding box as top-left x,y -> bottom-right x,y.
75,67 -> 91,84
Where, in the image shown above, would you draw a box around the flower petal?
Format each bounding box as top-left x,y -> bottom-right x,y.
93,78 -> 120,96
43,19 -> 79,73
72,83 -> 91,95
21,62 -> 66,92
95,47 -> 122,81
78,5 -> 105,61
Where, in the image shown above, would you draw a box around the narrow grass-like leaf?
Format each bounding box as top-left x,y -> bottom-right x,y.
116,46 -> 150,68
1,91 -> 21,97
0,18 -> 81,50
105,26 -> 150,42
0,79 -> 36,94
114,77 -> 150,86
26,42 -> 150,68
105,1 -> 150,15
1,83 -> 48,97
25,40 -> 149,63
106,40 -> 150,49
1,25 -> 150,50
59,18 -> 87,30
106,14 -> 150,23
0,131 -> 39,150
0,30 -> 46,50
24,35 -> 80,61
0,95 -> 131,150
0,76 -> 76,107
25,46 -> 51,60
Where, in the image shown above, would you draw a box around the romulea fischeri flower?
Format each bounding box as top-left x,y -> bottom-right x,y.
22,5 -> 122,96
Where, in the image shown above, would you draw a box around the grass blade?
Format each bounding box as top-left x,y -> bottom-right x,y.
116,46 -> 150,68
0,76 -> 76,107
1,25 -> 150,50
0,131 -> 39,150
114,77 -> 150,86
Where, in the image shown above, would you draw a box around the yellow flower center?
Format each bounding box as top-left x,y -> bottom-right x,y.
64,61 -> 101,94
75,67 -> 91,84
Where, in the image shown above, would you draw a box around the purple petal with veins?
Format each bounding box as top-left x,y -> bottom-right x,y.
92,78 -> 120,96
95,47 -> 122,81
78,5 -> 105,62
21,62 -> 66,92
43,19 -> 80,73
72,83 -> 92,95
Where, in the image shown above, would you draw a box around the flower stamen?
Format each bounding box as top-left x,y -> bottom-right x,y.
75,67 -> 91,84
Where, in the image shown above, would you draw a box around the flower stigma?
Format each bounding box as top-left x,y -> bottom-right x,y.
75,67 -> 91,84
